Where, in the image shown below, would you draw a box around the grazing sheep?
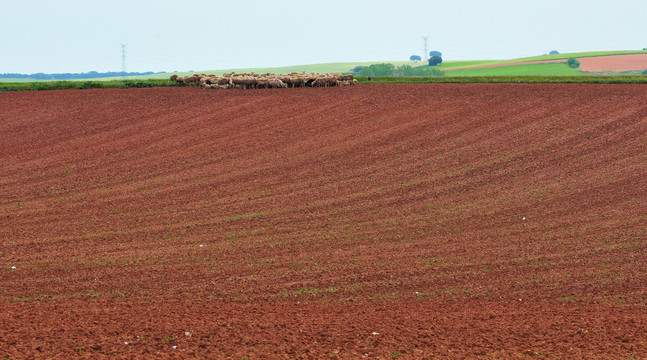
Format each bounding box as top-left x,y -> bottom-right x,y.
325,75 -> 338,87
189,71 -> 355,90
230,76 -> 246,89
243,76 -> 257,89
279,76 -> 291,87
183,75 -> 199,85
311,78 -> 328,87
255,78 -> 269,89
290,76 -> 307,88
214,77 -> 230,86
267,78 -> 286,88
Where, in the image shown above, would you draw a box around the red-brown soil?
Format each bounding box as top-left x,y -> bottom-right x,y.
1,85 -> 646,358
579,54 -> 647,72
443,59 -> 566,71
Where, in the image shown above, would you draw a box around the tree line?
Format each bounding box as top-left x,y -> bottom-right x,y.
351,63 -> 444,77
0,71 -> 162,80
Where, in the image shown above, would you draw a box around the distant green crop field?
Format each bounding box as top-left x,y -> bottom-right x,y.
438,50 -> 647,70
0,78 -> 39,83
0,80 -> 174,92
443,63 -> 585,77
436,60 -> 507,70
4,50 -> 645,83
513,50 -> 647,62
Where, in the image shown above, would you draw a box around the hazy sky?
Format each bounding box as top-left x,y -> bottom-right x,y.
2,0 -> 646,73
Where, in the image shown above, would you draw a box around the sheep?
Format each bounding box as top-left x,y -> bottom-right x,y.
289,76 -> 306,88
311,78 -> 328,87
243,76 -> 257,89
325,75 -> 338,87
186,71 -> 356,90
267,78 -> 286,88
214,77 -> 230,86
256,78 -> 269,89
183,75 -> 199,86
230,76 -> 247,89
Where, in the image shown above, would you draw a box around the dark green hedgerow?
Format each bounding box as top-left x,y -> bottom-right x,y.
0,79 -> 178,92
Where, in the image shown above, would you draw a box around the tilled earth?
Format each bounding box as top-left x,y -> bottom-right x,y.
1,84 -> 646,358
578,54 -> 647,72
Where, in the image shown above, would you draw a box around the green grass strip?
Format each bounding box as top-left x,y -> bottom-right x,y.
0,79 -> 176,92
356,75 -> 647,84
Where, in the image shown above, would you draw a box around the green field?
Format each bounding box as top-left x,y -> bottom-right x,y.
2,50 -> 647,87
511,49 -> 647,62
86,49 -> 647,80
0,78 -> 43,83
442,63 -> 585,76
0,80 -> 174,92
436,60 -> 506,70
355,75 -> 647,84
437,50 -> 647,71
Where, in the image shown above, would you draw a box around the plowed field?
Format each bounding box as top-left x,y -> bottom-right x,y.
1,85 -> 646,359
579,54 -> 647,72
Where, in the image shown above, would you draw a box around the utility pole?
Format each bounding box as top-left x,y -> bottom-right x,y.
422,36 -> 429,61
120,44 -> 127,74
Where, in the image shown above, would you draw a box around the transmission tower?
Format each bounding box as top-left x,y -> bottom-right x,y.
422,36 -> 429,60
120,44 -> 127,74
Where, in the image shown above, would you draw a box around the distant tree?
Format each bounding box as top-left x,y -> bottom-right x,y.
549,50 -> 560,55
429,50 -> 442,57
1,70 -> 154,80
428,55 -> 443,66
567,57 -> 580,69
397,64 -> 413,76
350,66 -> 365,73
410,67 -> 444,76
642,69 -> 647,75
409,55 -> 422,61
358,63 -> 395,76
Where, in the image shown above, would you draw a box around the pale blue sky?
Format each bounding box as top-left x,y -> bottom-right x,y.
2,0 -> 646,73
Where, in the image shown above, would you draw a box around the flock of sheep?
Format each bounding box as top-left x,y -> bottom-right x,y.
170,72 -> 358,89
